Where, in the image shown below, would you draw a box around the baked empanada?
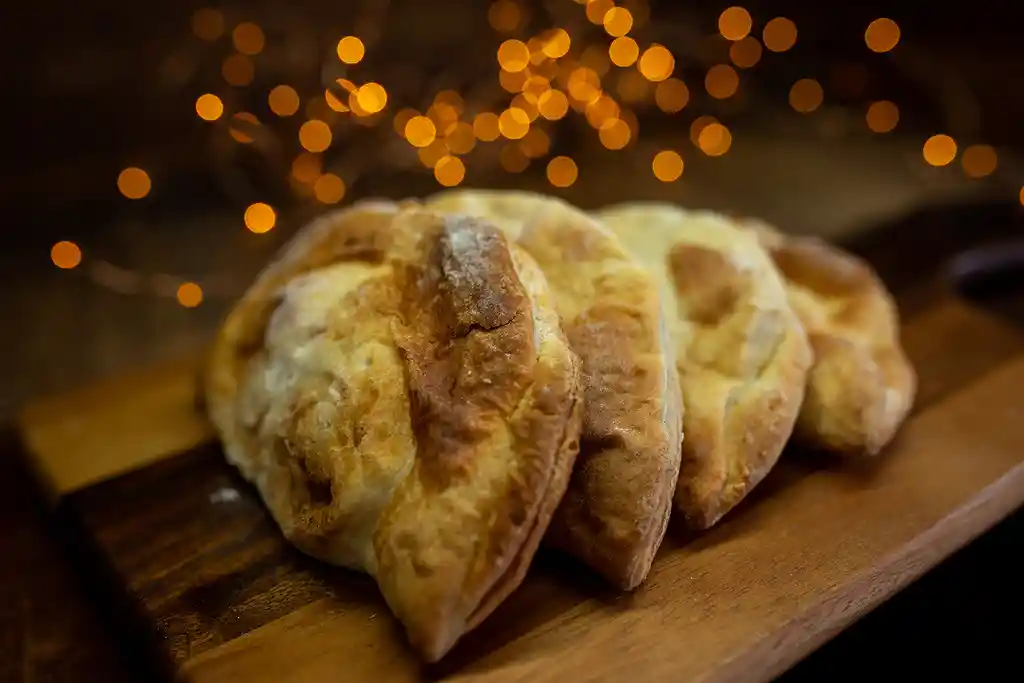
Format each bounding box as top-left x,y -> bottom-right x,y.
744,220 -> 916,455
423,190 -> 683,590
596,203 -> 811,530
204,201 -> 583,661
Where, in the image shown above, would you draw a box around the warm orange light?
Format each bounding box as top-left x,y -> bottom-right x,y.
609,37 -> 639,67
866,100 -> 899,133
567,67 -> 601,103
1019,187 -> 1024,206
922,134 -> 957,167
584,95 -> 619,128
499,108 -> 531,139
698,123 -> 732,156
177,282 -> 203,308
499,144 -> 529,173
499,68 -> 529,93
547,156 -> 578,187
314,174 -> 346,203
354,83 -> 387,114
473,112 -> 501,141
336,36 -> 365,64
655,78 -> 689,113
417,140 -> 448,169
603,7 -> 633,37
488,0 -> 521,33
403,116 -> 436,148
689,116 -> 718,145
195,93 -> 224,121
865,18 -> 900,53
268,85 -> 300,117
192,8 -> 224,42
511,94 -> 540,122
444,122 -> 476,155
599,118 -> 631,149
638,44 -> 674,82
232,22 -> 264,55
719,7 -> 752,41
291,153 -> 322,183
51,241 -> 82,269
729,37 -> 762,68
222,54 -> 254,86
586,0 -> 614,24
520,127 -> 551,158
537,89 -> 569,120
652,150 -> 684,182
498,39 -> 531,72
299,120 -> 332,152
789,78 -> 823,113
543,29 -> 572,58
706,65 -> 739,99
962,144 -> 998,178
434,156 -> 466,187
763,17 -> 797,52
229,112 -> 259,143
117,167 -> 151,199
244,203 -> 276,233
616,70 -> 651,103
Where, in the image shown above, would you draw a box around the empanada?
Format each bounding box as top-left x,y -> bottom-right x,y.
744,220 -> 916,455
596,203 -> 811,530
204,201 -> 583,661
422,190 -> 683,590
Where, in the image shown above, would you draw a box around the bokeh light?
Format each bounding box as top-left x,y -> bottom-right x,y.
117,167 -> 151,199
763,17 -> 797,52
698,123 -> 732,156
268,86 -> 300,117
192,8 -> 224,42
473,112 -> 501,140
195,93 -> 223,121
706,65 -> 739,99
222,54 -> 254,86
299,120 -> 332,152
498,40 -> 530,72
314,174 -> 346,203
176,282 -> 203,308
923,134 -> 957,166
866,100 -> 899,133
336,36 -> 365,64
405,116 -> 437,147
488,0 -> 521,33
603,7 -> 633,37
546,156 -> 578,187
598,118 -> 631,149
962,144 -> 997,178
499,107 -> 531,139
232,22 -> 264,56
434,156 -> 466,186
609,37 -> 639,67
729,37 -> 762,68
655,78 -> 689,112
865,18 -> 900,53
718,7 -> 753,41
51,241 -> 82,269
244,203 -> 276,233
638,45 -> 674,82
652,150 -> 684,182
789,78 -> 823,113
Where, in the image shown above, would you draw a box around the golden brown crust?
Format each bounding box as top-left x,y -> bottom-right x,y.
596,203 -> 812,530
423,190 -> 683,590
204,202 -> 582,662
744,220 -> 917,455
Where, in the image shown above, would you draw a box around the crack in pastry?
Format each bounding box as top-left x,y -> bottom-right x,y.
743,220 -> 917,456
596,203 -> 812,530
204,201 -> 583,662
422,190 -> 683,591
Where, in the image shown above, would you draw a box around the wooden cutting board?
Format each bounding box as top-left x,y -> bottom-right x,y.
13,221 -> 1024,683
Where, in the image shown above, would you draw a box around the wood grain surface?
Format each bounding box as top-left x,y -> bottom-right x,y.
14,216 -> 1024,683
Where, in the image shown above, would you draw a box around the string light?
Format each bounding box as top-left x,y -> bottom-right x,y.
865,18 -> 900,53
923,134 -> 957,166
176,282 -> 204,308
789,78 -> 823,113
719,7 -> 753,42
51,241 -> 82,269
244,203 -> 276,233
866,100 -> 899,133
117,168 -> 151,199
730,37 -> 762,68
763,18 -> 797,52
195,93 -> 224,121
546,156 -> 578,187
337,36 -> 365,64
314,174 -> 346,203
652,150 -> 683,182
232,23 -> 265,56
961,145 -> 997,178
268,86 -> 300,117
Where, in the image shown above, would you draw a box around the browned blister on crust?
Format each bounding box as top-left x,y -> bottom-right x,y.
597,204 -> 812,531
745,221 -> 916,456
204,202 -> 583,662
423,190 -> 683,591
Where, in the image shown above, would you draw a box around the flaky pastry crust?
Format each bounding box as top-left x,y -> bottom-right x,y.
744,220 -> 916,456
204,201 -> 583,662
422,190 -> 683,591
596,203 -> 811,530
